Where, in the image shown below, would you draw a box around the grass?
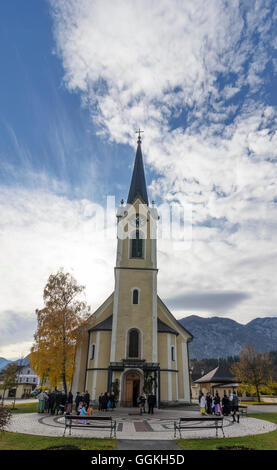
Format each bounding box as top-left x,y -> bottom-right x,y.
0,402 -> 116,450
176,413 -> 277,450
0,432 -> 116,450
9,402 -> 38,414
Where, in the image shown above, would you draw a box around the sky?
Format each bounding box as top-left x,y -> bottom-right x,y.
0,0 -> 276,359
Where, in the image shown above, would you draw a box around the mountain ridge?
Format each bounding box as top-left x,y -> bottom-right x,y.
178,315 -> 277,359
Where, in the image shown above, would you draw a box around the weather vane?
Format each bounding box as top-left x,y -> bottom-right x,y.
135,128 -> 144,143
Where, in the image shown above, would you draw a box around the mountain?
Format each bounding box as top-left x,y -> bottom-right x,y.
0,357 -> 13,371
0,356 -> 29,372
179,315 -> 277,359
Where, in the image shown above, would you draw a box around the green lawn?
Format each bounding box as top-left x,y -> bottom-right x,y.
9,402 -> 38,414
176,413 -> 277,450
0,432 -> 116,450
0,402 -> 116,450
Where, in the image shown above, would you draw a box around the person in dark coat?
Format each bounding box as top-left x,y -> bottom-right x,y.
66,391 -> 73,414
75,392 -> 82,413
59,391 -> 67,414
48,391 -> 56,415
230,391 -> 240,423
98,393 -> 103,411
54,391 -> 62,415
147,393 -> 156,414
222,393 -> 230,416
206,393 -> 212,414
84,390 -> 90,410
214,392 -> 221,415
102,392 -> 108,411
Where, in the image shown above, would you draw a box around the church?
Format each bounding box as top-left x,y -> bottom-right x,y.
72,134 -> 193,406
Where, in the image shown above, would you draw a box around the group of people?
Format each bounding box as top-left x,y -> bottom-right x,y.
36,388 -> 158,416
199,390 -> 240,423
97,392 -> 116,411
36,389 -> 74,415
36,389 -> 93,416
137,392 -> 156,414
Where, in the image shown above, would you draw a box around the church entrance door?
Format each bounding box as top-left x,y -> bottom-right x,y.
124,371 -> 141,407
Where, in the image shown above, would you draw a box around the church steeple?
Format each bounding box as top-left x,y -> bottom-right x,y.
127,132 -> 148,205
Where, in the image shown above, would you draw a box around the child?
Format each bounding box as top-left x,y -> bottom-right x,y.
87,402 -> 94,416
77,401 -> 87,424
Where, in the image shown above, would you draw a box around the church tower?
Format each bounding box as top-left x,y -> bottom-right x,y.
72,133 -> 193,406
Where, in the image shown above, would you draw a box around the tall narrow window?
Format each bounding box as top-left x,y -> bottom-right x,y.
128,329 -> 139,358
132,289 -> 139,304
171,345 -> 175,362
91,344 -> 95,360
131,230 -> 143,258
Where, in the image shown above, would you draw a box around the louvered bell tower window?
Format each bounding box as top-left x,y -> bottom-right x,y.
131,230 -> 143,258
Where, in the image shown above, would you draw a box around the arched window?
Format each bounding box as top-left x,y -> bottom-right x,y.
131,230 -> 143,258
132,289 -> 139,305
128,329 -> 139,358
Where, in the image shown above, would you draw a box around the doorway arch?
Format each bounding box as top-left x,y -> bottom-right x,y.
122,370 -> 143,407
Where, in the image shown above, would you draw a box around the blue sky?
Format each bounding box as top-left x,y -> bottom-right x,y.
0,0 -> 276,358
0,0 -> 141,205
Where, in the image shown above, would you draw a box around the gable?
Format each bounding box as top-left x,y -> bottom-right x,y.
87,292 -> 114,330
157,296 -> 193,341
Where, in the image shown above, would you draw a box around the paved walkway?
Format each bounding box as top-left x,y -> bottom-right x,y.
7,407 -> 277,441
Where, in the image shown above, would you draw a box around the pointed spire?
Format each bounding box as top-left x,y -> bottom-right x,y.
127,132 -> 148,205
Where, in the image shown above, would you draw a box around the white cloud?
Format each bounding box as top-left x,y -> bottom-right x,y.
47,0 -> 277,323
2,0 -> 277,356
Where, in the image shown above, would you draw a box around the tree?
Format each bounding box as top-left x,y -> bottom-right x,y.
230,343 -> 272,402
0,363 -> 18,405
30,269 -> 90,394
0,406 -> 11,435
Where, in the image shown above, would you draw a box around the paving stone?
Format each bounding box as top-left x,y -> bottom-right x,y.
7,408 -> 277,441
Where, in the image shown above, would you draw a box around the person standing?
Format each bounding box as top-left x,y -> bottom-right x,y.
138,393 -> 146,415
102,392 -> 108,411
98,393 -> 103,411
147,392 -> 156,414
37,390 -> 47,413
214,392 -> 221,415
231,391 -> 240,423
110,392 -> 116,410
84,390 -> 90,410
222,393 -> 230,416
66,391 -> 73,414
48,390 -> 56,415
199,392 -> 206,415
206,393 -> 212,414
75,392 -> 81,413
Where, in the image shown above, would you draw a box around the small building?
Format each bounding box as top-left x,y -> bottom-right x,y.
0,360 -> 40,399
192,364 -> 240,400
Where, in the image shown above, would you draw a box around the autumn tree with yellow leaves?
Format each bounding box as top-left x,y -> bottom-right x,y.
30,269 -> 90,394
230,343 -> 272,402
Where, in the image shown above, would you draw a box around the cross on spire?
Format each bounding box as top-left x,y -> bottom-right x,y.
135,128 -> 144,143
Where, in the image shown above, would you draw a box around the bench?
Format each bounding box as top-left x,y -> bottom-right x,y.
63,414 -> 117,438
174,416 -> 225,438
238,404 -> 248,416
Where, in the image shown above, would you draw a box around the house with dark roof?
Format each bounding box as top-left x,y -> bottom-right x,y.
191,364 -> 240,400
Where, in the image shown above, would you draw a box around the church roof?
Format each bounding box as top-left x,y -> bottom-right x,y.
88,315 -> 179,336
157,318 -> 178,335
127,140 -> 149,205
88,315 -> 113,332
194,365 -> 235,384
